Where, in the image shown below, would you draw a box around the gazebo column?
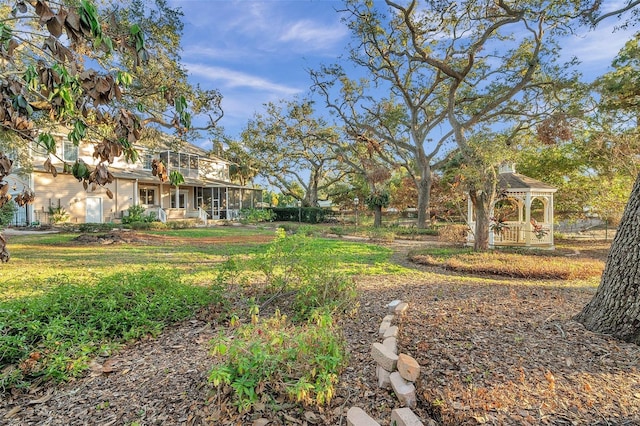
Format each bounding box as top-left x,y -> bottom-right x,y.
525,192 -> 532,247
549,194 -> 555,246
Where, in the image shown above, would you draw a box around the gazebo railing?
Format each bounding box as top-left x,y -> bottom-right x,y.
493,221 -> 553,246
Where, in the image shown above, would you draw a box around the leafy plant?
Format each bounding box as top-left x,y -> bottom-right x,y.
252,228 -> 357,319
122,204 -> 156,224
0,269 -> 223,390
48,206 -> 70,224
365,190 -> 390,209
208,309 -> 346,411
0,200 -> 17,226
240,208 -> 275,224
489,216 -> 509,235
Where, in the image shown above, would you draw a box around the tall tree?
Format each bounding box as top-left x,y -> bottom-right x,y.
375,0 -> 584,249
331,132 -> 393,227
0,0 -> 222,261
314,0 -> 577,242
241,99 -> 346,207
575,23 -> 640,343
311,2 -> 452,229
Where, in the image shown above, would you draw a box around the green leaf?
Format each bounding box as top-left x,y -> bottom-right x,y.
169,171 -> 185,186
38,133 -> 57,154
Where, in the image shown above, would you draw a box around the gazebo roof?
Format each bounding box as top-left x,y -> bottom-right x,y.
497,163 -> 557,193
498,172 -> 557,192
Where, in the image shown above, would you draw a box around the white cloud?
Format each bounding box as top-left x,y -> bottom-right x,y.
184,62 -> 302,96
279,20 -> 348,52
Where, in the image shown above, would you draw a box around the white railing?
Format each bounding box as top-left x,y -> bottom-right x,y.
493,221 -> 552,246
157,208 -> 167,223
197,207 -> 208,225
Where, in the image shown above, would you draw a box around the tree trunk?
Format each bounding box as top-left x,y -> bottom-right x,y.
416,173 -> 432,229
373,205 -> 383,227
470,189 -> 492,250
575,174 -> 640,345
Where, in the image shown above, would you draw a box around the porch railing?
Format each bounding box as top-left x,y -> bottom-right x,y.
197,207 -> 208,225
157,208 -> 167,223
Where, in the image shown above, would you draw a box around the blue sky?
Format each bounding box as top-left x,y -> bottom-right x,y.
167,0 -> 636,147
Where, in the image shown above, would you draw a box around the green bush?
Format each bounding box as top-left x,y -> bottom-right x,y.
240,208 -> 275,224
48,206 -> 69,224
0,200 -> 17,226
252,229 -> 357,319
121,205 -> 156,224
166,220 -> 196,229
0,269 -> 223,390
269,207 -> 329,224
127,221 -> 151,230
208,309 -> 346,411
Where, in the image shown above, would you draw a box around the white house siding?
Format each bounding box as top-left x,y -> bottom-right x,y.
30,172 -> 138,224
113,179 -> 135,219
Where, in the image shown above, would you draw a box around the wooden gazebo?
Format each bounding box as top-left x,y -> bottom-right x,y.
467,163 -> 557,249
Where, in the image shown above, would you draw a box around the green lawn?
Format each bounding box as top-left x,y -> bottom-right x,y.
0,227 -> 409,390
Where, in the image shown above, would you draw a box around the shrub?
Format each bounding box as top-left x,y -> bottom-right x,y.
166,220 -> 196,229
252,229 -> 357,319
48,206 -> 69,224
208,309 -> 346,411
127,221 -> 151,230
0,200 -> 17,226
269,207 -> 329,224
240,208 -> 275,224
121,204 -> 156,224
438,224 -> 469,244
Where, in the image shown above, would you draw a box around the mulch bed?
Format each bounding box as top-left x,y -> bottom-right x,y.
1,239 -> 639,425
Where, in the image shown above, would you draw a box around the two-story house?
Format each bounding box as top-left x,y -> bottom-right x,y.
5,135 -> 262,226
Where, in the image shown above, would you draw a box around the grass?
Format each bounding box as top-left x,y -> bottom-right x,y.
0,227 -> 406,391
0,268 -> 222,390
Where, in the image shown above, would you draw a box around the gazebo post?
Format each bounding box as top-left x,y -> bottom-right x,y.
549,193 -> 555,246
525,192 -> 532,247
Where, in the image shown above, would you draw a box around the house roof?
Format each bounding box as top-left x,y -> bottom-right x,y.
498,172 -> 557,192
107,168 -> 256,190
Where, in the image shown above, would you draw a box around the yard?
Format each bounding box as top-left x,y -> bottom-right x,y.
0,226 -> 638,425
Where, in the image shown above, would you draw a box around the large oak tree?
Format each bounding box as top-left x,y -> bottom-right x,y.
241,99 -> 346,207
314,0 -> 577,242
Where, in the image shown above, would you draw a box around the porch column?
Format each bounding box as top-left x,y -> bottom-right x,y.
174,186 -> 180,209
134,179 -> 139,205
225,188 -> 229,219
159,183 -> 163,208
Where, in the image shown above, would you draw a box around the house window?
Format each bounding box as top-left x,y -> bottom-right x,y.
170,190 -> 186,209
31,141 -> 48,157
141,152 -> 154,170
63,140 -> 78,162
139,188 -> 155,206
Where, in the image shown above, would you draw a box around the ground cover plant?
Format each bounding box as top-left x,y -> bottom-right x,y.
0,227 -> 400,395
0,269 -> 222,390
